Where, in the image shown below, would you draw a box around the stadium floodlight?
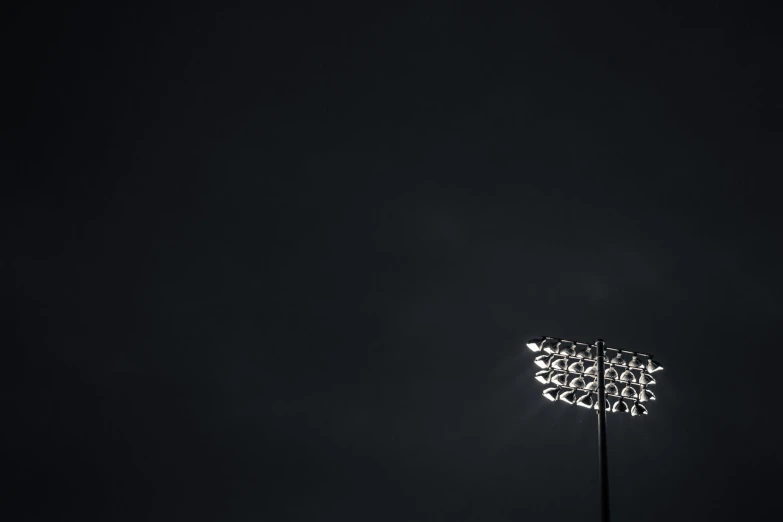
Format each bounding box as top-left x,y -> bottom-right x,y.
631,401 -> 648,416
534,355 -> 553,368
527,337 -> 664,522
628,355 -> 643,369
639,387 -> 656,402
621,385 -> 638,399
577,392 -> 594,408
639,373 -> 656,386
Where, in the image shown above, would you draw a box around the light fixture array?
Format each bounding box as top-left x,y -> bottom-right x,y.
527,337 -> 663,416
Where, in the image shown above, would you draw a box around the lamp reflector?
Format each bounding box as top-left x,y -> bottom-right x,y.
639,388 -> 656,402
639,373 -> 656,385
628,356 -> 643,369
534,355 -> 552,369
542,339 -> 558,354
585,379 -> 598,391
605,366 -> 619,380
575,346 -> 592,358
542,387 -> 559,401
619,370 -> 636,383
585,364 -> 598,376
569,376 -> 586,389
646,359 -> 663,373
568,360 -> 585,373
535,370 -> 553,384
631,402 -> 648,416
594,399 -> 611,411
612,399 -> 628,413
559,389 -> 576,404
550,358 -> 568,370
605,382 -> 619,395
610,354 -> 626,366
550,373 -> 567,386
621,385 -> 638,398
577,392 -> 594,408
526,338 -> 545,352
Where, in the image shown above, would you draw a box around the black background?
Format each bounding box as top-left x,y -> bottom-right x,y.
5,2 -> 782,521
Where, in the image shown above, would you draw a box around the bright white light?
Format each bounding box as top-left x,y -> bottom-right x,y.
527,338 -> 544,352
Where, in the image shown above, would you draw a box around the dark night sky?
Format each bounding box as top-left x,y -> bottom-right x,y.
4,2 -> 783,521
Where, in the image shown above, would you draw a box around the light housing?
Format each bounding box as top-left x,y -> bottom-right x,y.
605,366 -> 619,380
568,360 -> 585,373
605,382 -> 619,395
639,388 -> 656,402
619,370 -> 636,383
585,379 -> 598,391
542,387 -> 559,401
631,402 -> 648,416
526,337 -> 545,352
621,385 -> 638,398
534,355 -> 552,368
612,399 -> 628,413
610,354 -> 626,366
628,355 -> 643,369
577,392 -> 594,408
550,373 -> 567,386
575,346 -> 592,358
550,358 -> 568,370
535,370 -> 554,384
584,364 -> 598,376
559,389 -> 576,404
639,373 -> 656,385
542,339 -> 558,354
646,359 -> 664,373
569,376 -> 586,389
561,343 -> 577,357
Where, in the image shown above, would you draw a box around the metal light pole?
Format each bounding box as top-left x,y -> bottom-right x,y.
596,339 -> 609,522
526,337 -> 663,522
